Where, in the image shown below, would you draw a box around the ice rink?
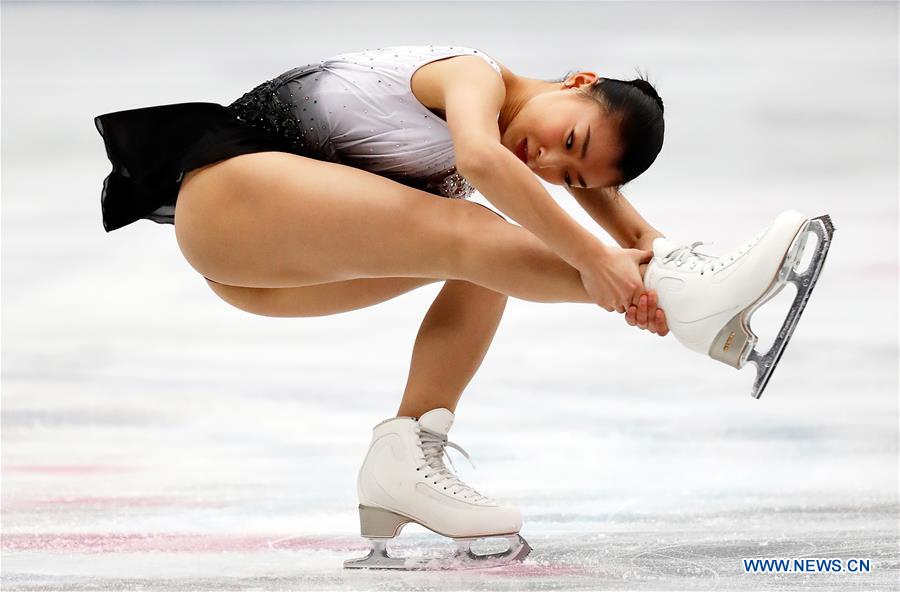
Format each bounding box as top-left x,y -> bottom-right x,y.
2,1 -> 898,590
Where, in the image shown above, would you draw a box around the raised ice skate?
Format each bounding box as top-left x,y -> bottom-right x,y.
643,210 -> 834,399
344,408 -> 531,570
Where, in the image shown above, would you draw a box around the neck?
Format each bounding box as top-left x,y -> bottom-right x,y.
498,75 -> 558,137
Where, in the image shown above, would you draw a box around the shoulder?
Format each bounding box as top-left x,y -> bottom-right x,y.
427,49 -> 506,84
411,52 -> 507,112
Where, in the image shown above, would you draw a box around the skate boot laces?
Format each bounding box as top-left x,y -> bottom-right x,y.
662,241 -> 722,274
415,426 -> 493,503
663,237 -> 758,276
662,224 -> 770,275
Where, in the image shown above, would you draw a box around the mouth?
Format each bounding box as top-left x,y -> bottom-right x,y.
515,138 -> 528,165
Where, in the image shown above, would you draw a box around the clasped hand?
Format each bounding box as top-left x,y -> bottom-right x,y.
578,245 -> 669,337
625,290 -> 669,336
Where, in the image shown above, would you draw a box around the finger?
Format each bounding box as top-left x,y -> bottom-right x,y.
657,309 -> 669,336
636,249 -> 653,265
616,305 -> 626,314
647,291 -> 658,333
631,280 -> 644,307
637,294 -> 648,328
632,290 -> 643,307
626,306 -> 637,325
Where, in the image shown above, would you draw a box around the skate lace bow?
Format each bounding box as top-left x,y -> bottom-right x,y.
663,241 -> 723,274
416,426 -> 492,503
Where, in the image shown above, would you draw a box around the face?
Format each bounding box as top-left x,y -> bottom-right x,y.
501,74 -> 623,189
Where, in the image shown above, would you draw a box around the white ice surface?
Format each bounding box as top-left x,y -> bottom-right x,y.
2,1 -> 898,590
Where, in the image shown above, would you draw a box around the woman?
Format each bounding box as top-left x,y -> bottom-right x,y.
95,45 -> 669,568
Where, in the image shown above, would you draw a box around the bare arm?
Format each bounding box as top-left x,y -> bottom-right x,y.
460,146 -> 608,269
430,55 -> 659,263
571,184 -> 670,334
431,56 -> 607,268
432,55 -> 646,309
568,185 -> 665,253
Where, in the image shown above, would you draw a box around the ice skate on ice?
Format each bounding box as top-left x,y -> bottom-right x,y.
344,408 -> 531,570
643,210 -> 834,399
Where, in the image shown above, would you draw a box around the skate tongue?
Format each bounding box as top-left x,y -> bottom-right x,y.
417,408 -> 454,435
651,237 -> 683,258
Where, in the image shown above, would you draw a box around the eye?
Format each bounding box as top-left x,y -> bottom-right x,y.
566,131 -> 574,150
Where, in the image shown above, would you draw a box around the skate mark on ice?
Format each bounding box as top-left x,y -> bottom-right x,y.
475,561 -> 592,578
629,541 -> 721,587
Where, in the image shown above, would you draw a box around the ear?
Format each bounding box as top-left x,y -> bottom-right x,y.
564,71 -> 600,89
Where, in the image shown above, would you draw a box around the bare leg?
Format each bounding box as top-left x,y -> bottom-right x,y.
200,275 -> 505,419
175,152 -> 595,304
396,280 -> 507,418
201,274 -> 507,419
203,275 -> 440,317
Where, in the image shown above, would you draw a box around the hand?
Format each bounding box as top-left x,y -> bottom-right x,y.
578,246 -> 654,312
625,290 -> 669,336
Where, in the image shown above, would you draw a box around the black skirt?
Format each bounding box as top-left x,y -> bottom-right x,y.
94,101 -> 295,232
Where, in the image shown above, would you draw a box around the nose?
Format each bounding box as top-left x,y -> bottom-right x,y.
534,146 -> 548,169
534,146 -> 566,169
532,146 -> 568,173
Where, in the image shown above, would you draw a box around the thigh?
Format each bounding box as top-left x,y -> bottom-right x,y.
174,151 -> 483,288
205,276 -> 440,317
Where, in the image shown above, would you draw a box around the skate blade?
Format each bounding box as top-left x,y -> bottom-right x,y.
343,534 -> 531,570
741,215 -> 835,399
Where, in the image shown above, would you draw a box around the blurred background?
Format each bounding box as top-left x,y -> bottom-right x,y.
2,1 -> 897,590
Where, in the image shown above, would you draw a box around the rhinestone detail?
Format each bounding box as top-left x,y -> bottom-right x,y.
414,167 -> 476,199
227,77 -> 310,154
226,66 -> 340,163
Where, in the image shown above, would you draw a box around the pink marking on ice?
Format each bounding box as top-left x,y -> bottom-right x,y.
36,496 -> 212,508
1,533 -> 360,554
1,496 -> 223,513
3,465 -> 137,475
480,562 -> 593,577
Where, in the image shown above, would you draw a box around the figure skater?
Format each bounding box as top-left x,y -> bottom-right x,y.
95,45 -> 831,569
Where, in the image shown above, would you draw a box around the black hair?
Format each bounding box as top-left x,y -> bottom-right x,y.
552,70 -> 665,187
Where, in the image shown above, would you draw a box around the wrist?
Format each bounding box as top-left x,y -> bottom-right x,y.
635,230 -> 665,252
571,237 -> 612,269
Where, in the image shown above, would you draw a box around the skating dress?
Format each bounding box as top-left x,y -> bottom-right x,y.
94,45 -> 503,232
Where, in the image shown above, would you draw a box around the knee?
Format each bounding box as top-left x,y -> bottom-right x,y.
470,201 -> 508,222
475,283 -> 509,317
205,279 -> 286,317
449,279 -> 508,304
447,200 -> 512,277
435,279 -> 508,327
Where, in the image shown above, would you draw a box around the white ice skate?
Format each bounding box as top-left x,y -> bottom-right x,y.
344,408 -> 531,570
643,210 -> 834,399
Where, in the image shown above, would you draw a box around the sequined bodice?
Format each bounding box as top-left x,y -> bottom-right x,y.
227,46 -> 502,200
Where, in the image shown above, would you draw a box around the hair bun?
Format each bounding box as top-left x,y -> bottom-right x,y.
584,73 -> 665,186
629,78 -> 664,114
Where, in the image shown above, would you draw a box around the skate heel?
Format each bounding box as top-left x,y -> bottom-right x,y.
710,216 -> 815,371
357,504 -> 413,538
710,314 -> 755,368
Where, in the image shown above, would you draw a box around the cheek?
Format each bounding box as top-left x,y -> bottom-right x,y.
519,105 -> 551,139
537,119 -> 568,148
